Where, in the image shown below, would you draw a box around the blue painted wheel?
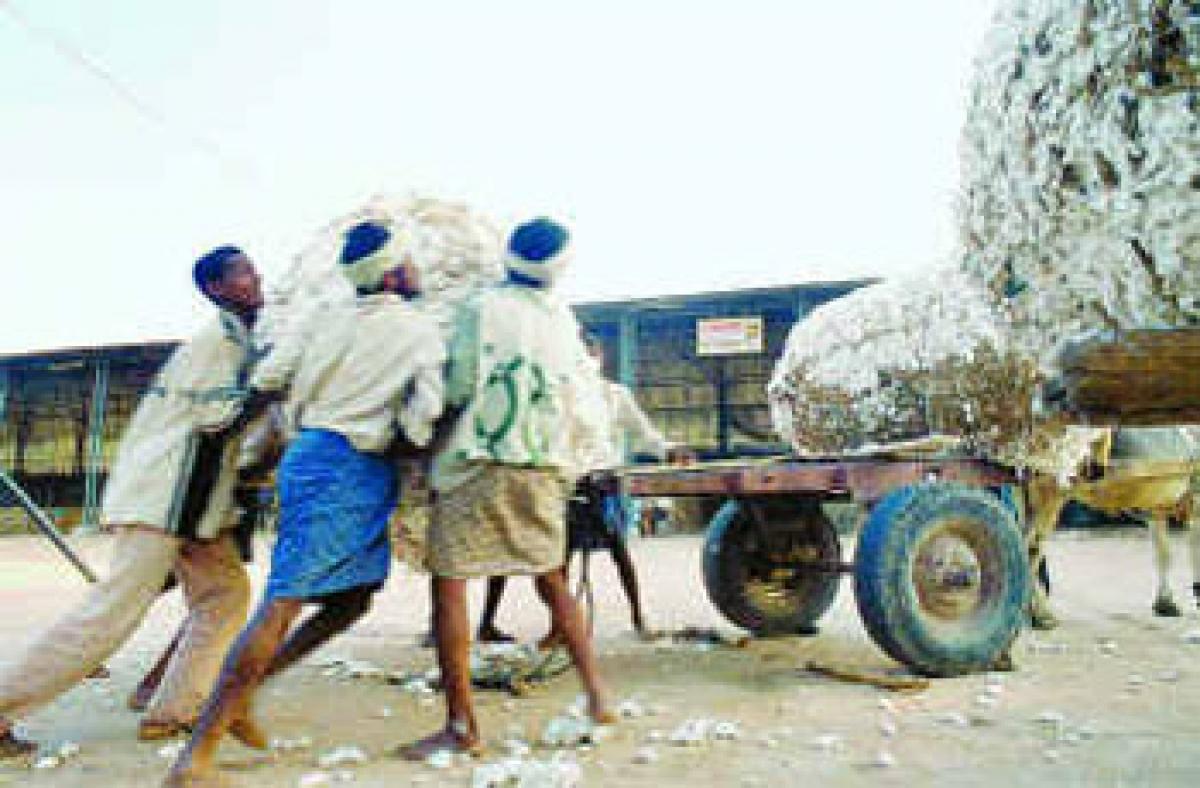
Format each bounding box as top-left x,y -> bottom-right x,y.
854,483 -> 1029,677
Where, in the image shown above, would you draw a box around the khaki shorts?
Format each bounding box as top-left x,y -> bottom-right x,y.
428,466 -> 568,579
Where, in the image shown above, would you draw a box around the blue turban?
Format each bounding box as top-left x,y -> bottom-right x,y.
506,218 -> 572,286
339,220 -> 415,291
340,221 -> 391,265
193,245 -> 244,294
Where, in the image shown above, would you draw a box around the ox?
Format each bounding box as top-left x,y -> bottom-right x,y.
1024,427 -> 1200,629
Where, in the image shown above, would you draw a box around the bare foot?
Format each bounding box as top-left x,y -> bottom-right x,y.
229,715 -> 269,750
477,626 -> 517,644
0,729 -> 38,760
590,706 -> 618,725
396,726 -> 482,761
536,631 -> 565,651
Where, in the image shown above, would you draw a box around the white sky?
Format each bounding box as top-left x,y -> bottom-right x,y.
0,0 -> 999,355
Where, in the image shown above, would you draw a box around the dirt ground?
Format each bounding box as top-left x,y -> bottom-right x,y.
1,528 -> 1199,787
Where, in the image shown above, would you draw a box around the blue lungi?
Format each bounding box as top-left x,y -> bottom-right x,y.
266,429 -> 397,600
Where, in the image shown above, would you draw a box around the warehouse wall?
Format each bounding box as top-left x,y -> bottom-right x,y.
1,284 -> 870,532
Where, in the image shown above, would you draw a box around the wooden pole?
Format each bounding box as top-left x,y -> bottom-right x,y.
0,467 -> 98,583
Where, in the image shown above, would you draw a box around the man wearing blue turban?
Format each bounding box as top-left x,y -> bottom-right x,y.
401,218 -> 615,759
167,221 -> 445,786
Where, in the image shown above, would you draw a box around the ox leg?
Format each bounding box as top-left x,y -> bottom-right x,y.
1025,479 -> 1065,630
1177,486 -> 1200,608
1185,493 -> 1200,609
1150,517 -> 1182,617
1190,528 -> 1200,609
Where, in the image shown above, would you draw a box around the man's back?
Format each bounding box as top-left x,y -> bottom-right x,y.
434,284 -> 595,486
102,313 -> 255,535
287,294 -> 444,453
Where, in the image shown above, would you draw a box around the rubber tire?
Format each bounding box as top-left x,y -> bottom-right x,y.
853,482 -> 1029,677
703,498 -> 842,636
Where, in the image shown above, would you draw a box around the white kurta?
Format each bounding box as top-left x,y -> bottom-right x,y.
432,285 -> 603,491
277,293 -> 446,452
101,312 -> 260,539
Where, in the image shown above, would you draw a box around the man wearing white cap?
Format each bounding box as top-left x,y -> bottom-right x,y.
401,217 -> 614,760
167,221 -> 445,786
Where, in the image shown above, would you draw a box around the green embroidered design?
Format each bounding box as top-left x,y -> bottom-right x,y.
474,355 -> 555,462
521,362 -> 550,463
475,356 -> 525,458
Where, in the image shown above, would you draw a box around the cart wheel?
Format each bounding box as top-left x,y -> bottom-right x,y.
703,498 -> 842,636
854,483 -> 1029,677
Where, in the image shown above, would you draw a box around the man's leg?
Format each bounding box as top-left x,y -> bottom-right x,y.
267,588 -> 374,675
129,628 -> 183,712
165,597 -> 302,786
400,576 -> 481,758
220,587 -> 376,751
535,566 -> 567,650
476,576 -> 515,643
155,586 -> 374,754
535,570 -> 613,722
607,538 -> 647,635
599,489 -> 645,634
141,535 -> 251,738
0,527 -> 178,756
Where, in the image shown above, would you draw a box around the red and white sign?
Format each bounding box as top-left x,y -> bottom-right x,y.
696,317 -> 763,356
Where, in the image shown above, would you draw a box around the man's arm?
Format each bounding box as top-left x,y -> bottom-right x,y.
246,308 -> 311,397
393,321 -> 448,450
612,383 -> 671,459
442,302 -> 479,411
203,312 -> 307,440
612,383 -> 695,464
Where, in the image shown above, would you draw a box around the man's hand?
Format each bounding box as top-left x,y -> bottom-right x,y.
201,388 -> 280,443
666,446 -> 696,466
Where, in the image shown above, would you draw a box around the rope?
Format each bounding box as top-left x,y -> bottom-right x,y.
0,0 -> 254,178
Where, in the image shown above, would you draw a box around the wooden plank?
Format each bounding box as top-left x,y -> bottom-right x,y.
620,458 -> 1015,503
1047,328 -> 1200,425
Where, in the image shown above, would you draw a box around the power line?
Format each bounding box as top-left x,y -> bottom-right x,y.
0,0 -> 254,179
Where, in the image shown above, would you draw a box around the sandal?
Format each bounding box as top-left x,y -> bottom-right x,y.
138,719 -> 190,741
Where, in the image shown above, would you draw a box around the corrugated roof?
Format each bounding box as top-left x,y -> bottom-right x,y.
573,279 -> 878,313
0,281 -> 880,365
0,339 -> 179,366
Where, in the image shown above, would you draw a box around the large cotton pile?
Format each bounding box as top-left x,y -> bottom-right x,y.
764,267 -> 1088,472
769,0 -> 1199,473
958,0 -> 1200,354
262,192 -> 506,338
766,268 -> 1020,452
